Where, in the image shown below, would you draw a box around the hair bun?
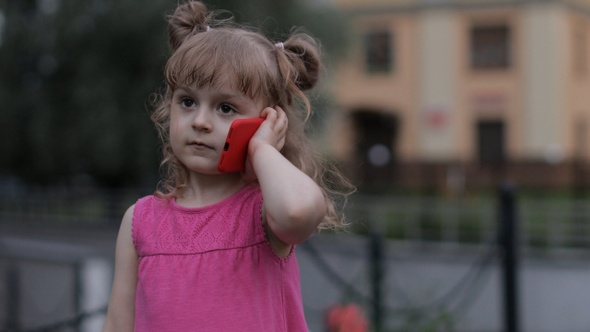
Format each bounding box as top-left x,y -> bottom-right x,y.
167,1 -> 209,51
284,34 -> 321,91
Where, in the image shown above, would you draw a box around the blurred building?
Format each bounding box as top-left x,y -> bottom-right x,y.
328,0 -> 590,191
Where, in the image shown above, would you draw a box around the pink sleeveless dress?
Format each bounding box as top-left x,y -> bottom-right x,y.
132,184 -> 308,331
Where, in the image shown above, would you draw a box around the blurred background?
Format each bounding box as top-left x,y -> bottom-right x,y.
2,0 -> 590,331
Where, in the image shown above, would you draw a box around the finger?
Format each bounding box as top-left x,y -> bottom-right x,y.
260,107 -> 278,122
277,136 -> 286,151
280,114 -> 288,130
272,107 -> 288,130
274,105 -> 286,120
277,119 -> 288,138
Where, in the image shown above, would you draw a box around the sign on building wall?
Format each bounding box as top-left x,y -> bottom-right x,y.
472,92 -> 507,113
423,106 -> 449,129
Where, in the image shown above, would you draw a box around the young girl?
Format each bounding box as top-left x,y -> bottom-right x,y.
102,1 -> 352,331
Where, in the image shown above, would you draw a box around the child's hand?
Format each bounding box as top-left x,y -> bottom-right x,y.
254,105 -> 288,152
242,106 -> 288,181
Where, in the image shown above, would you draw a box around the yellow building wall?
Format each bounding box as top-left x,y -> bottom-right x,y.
417,9 -> 459,161
456,8 -> 523,161
330,0 -> 590,169
567,13 -> 590,162
329,14 -> 420,161
522,4 -> 568,161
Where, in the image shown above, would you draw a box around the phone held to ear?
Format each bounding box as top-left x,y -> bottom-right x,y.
218,117 -> 265,173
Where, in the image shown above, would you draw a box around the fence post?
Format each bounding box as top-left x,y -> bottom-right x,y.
6,261 -> 20,331
369,227 -> 383,332
499,182 -> 519,332
79,258 -> 112,332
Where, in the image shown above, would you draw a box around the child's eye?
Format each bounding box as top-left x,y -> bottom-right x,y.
219,104 -> 236,115
181,98 -> 195,108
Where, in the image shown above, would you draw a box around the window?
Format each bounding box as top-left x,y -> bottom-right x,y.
470,25 -> 511,69
364,30 -> 393,73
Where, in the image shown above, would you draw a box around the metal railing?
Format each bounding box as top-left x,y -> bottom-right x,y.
2,184 -> 590,252
345,190 -> 590,252
2,185 -> 590,331
2,185 -> 590,250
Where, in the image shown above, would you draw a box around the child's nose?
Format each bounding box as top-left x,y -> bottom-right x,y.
192,110 -> 213,131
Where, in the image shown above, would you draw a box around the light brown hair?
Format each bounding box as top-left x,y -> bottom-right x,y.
151,0 -> 354,229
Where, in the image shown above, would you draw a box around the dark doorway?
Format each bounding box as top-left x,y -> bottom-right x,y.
351,110 -> 399,191
477,120 -> 505,165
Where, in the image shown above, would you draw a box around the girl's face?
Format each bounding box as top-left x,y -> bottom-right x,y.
169,82 -> 265,175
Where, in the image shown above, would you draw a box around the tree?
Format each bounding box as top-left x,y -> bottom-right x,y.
0,0 -> 350,188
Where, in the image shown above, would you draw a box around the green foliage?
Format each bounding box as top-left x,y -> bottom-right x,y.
0,0 -> 350,187
0,0 -> 174,186
205,0 -> 350,58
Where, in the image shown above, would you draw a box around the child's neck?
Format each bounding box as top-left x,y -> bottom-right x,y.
176,174 -> 247,208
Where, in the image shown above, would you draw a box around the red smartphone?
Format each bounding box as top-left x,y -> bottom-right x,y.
218,117 -> 265,173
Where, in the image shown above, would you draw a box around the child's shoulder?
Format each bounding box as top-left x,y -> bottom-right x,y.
135,194 -> 169,208
130,194 -> 171,222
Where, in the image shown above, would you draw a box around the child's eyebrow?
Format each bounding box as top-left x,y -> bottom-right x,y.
173,87 -> 192,94
217,92 -> 239,100
216,92 -> 252,104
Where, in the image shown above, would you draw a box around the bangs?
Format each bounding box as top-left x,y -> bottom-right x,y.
164,30 -> 278,103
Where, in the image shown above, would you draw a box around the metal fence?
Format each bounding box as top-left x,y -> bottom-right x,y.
3,185 -> 590,251
346,190 -> 590,252
2,185 -> 590,331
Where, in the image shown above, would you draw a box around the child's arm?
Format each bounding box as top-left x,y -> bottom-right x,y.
248,106 -> 326,250
102,205 -> 138,332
